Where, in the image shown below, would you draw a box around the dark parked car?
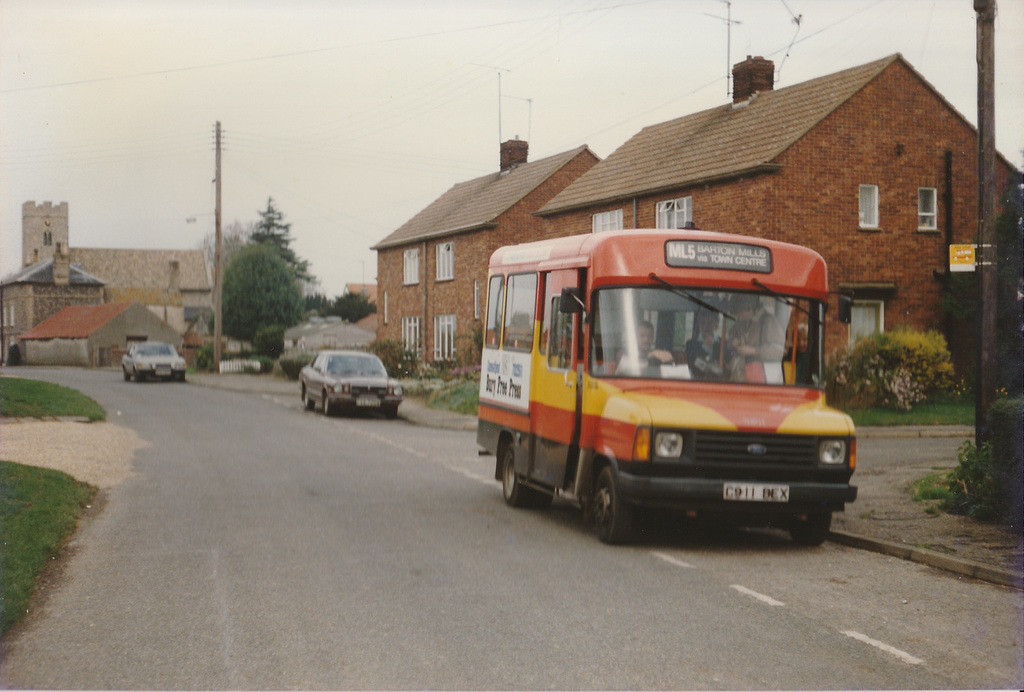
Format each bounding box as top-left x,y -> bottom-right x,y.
122,342 -> 187,382
299,350 -> 403,418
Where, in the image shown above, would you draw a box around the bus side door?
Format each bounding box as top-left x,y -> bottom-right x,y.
529,268 -> 582,489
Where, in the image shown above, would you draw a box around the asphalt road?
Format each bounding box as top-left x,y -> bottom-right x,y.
2,368 -> 1022,689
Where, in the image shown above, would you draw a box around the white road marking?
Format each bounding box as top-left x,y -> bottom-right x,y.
445,465 -> 494,486
651,551 -> 695,569
730,584 -> 786,607
842,630 -> 924,665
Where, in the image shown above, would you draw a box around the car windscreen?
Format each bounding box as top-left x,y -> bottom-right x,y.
325,355 -> 387,377
137,343 -> 174,356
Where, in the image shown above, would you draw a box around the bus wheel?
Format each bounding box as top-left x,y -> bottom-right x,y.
593,466 -> 632,544
789,512 -> 831,546
501,445 -> 531,508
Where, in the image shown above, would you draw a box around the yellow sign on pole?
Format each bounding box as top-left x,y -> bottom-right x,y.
949,244 -> 976,272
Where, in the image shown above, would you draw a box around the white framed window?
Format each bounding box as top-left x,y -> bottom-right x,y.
434,314 -> 457,361
656,196 -> 692,229
403,248 -> 420,285
859,184 -> 879,229
402,316 -> 421,357
850,301 -> 884,344
918,188 -> 937,230
436,241 -> 454,281
383,291 -> 388,325
592,209 -> 623,233
473,279 -> 480,320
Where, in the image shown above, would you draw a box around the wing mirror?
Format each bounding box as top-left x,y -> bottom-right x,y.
559,287 -> 585,314
837,294 -> 853,324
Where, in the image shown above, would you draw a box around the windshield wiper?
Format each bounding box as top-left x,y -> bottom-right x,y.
750,278 -> 811,317
648,273 -> 734,320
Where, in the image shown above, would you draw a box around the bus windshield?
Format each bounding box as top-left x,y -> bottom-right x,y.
589,286 -> 824,386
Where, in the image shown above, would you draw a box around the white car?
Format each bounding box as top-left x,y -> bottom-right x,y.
122,342 -> 187,382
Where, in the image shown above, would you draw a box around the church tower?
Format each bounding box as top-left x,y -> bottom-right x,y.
22,200 -> 69,267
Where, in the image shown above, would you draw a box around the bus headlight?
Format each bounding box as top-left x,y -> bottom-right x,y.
819,440 -> 847,464
654,432 -> 684,458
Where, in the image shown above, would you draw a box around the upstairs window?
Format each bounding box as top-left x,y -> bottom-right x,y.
592,209 -> 623,233
918,188 -> 937,230
436,242 -> 454,281
656,196 -> 692,229
859,185 -> 879,229
403,248 -> 420,285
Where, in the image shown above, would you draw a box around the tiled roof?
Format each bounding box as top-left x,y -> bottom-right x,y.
345,283 -> 378,302
21,302 -> 133,340
70,248 -> 210,291
372,145 -> 595,250
539,55 -> 901,215
1,258 -> 106,286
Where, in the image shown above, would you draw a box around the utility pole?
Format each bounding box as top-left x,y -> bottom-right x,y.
213,121 -> 223,374
974,0 -> 997,445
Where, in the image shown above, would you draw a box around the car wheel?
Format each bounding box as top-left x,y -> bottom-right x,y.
321,390 -> 331,416
593,466 -> 632,545
500,443 -> 532,508
302,384 -> 315,410
384,405 -> 398,420
789,512 -> 831,546
123,367 -> 130,382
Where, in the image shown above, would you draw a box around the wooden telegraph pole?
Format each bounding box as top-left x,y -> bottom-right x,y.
974,0 -> 997,444
213,121 -> 223,374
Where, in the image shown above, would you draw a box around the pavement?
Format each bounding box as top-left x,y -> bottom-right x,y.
185,373 -> 1024,587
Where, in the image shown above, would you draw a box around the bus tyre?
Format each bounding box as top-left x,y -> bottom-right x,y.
789,512 -> 831,546
593,466 -> 632,545
501,445 -> 532,508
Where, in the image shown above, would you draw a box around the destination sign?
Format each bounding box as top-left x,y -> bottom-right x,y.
665,240 -> 773,273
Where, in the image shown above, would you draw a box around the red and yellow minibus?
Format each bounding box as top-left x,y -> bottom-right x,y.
477,229 -> 856,544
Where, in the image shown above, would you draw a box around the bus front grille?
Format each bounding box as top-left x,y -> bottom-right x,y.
695,431 -> 818,466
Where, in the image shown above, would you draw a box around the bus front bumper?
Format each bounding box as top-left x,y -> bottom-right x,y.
617,473 -> 857,513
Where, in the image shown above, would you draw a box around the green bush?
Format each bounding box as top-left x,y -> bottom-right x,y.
253,324 -> 285,359
826,328 -> 954,410
279,353 -> 314,380
367,339 -> 418,378
426,379 -> 479,415
252,355 -> 275,373
194,343 -> 214,372
943,397 -> 1023,525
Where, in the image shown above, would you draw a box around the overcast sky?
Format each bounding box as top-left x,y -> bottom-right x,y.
2,0 -> 1022,298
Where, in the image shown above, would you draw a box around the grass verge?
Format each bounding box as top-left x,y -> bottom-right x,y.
426,380 -> 479,416
0,461 -> 96,634
0,376 -> 106,421
847,401 -> 973,427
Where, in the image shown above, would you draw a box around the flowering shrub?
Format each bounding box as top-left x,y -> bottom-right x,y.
826,328 -> 955,410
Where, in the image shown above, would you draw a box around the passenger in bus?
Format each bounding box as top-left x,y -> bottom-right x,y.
685,309 -> 726,380
617,320 -> 673,376
727,294 -> 786,381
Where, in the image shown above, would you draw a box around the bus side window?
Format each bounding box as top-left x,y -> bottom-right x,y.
484,275 -> 504,348
502,273 -> 538,352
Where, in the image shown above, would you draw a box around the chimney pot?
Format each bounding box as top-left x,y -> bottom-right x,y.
732,55 -> 775,103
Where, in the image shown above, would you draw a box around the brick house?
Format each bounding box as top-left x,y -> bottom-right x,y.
537,54 -> 1019,371
372,140 -> 599,365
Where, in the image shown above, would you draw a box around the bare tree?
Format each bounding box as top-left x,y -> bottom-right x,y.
197,220 -> 254,271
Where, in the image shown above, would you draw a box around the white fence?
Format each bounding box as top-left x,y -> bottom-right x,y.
219,359 -> 262,374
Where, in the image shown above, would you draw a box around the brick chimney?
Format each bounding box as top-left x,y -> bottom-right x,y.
53,242 -> 70,286
500,138 -> 528,172
732,55 -> 775,103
